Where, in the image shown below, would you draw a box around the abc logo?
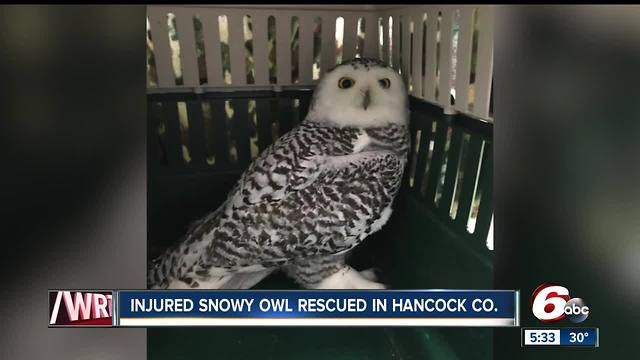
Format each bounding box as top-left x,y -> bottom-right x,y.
531,283 -> 589,323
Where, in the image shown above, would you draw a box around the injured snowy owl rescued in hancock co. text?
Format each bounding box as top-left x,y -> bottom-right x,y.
148,58 -> 410,290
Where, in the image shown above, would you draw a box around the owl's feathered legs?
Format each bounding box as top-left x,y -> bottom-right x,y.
313,266 -> 386,289
358,268 -> 381,282
285,255 -> 386,289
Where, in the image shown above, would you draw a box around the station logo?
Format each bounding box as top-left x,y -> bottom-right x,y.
531,283 -> 589,323
49,290 -> 113,327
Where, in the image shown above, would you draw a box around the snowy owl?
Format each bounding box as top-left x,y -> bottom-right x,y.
148,58 -> 410,290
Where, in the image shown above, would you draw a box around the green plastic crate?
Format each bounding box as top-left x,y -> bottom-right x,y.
147,90 -> 493,360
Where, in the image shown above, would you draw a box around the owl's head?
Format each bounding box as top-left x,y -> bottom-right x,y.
306,58 -> 409,128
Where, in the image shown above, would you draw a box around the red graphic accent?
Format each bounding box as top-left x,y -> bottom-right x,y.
49,291 -> 113,326
530,283 -> 571,323
544,303 -> 555,313
55,317 -> 113,326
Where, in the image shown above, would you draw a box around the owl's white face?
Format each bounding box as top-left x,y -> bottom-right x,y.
306,58 -> 409,128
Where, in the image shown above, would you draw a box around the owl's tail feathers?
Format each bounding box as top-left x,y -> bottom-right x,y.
158,269 -> 273,289
217,269 -> 274,289
147,262 -> 274,290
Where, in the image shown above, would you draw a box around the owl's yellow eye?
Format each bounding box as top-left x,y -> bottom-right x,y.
338,77 -> 355,89
378,78 -> 391,89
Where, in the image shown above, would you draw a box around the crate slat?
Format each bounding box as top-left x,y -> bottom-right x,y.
391,15 -> 400,70
474,7 -> 494,119
147,101 -> 163,171
342,15 -> 358,61
438,8 -> 454,108
411,14 -> 424,97
473,141 -> 493,241
401,16 -> 411,88
175,10 -> 200,86
403,122 -> 419,188
454,135 -> 483,231
437,127 -> 464,217
255,98 -> 273,152
161,101 -> 184,167
201,13 -> 224,86
411,115 -> 434,195
252,14 -> 270,85
275,15 -> 292,84
299,95 -> 311,121
298,15 -> 315,84
364,14 -> 379,59
228,14 -> 247,85
186,100 -> 208,165
423,118 -> 449,202
320,15 -> 336,75
423,11 -> 438,102
277,97 -> 294,135
232,98 -> 251,165
381,15 -> 390,64
209,99 -> 230,167
148,9 -> 175,87
453,7 -> 474,113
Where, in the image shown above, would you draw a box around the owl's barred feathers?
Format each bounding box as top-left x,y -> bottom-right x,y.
148,58 -> 410,289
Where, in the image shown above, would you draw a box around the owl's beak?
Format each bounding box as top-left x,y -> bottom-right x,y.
361,89 -> 371,110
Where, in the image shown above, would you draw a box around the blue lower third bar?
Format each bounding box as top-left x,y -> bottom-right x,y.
117,290 -> 520,327
523,328 -> 599,347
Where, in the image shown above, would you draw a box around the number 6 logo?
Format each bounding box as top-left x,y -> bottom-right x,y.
531,283 -> 570,322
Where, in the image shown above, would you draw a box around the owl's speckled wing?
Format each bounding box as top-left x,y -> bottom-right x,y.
209,121 -> 409,265
227,122 -> 359,207
148,120 -> 409,288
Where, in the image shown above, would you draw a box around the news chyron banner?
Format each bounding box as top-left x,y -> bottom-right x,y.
49,289 -> 519,327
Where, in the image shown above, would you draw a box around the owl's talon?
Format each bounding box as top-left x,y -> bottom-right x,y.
312,266 -> 387,289
357,280 -> 387,290
359,268 -> 381,282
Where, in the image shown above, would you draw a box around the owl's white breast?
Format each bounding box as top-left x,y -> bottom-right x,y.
351,131 -> 371,153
